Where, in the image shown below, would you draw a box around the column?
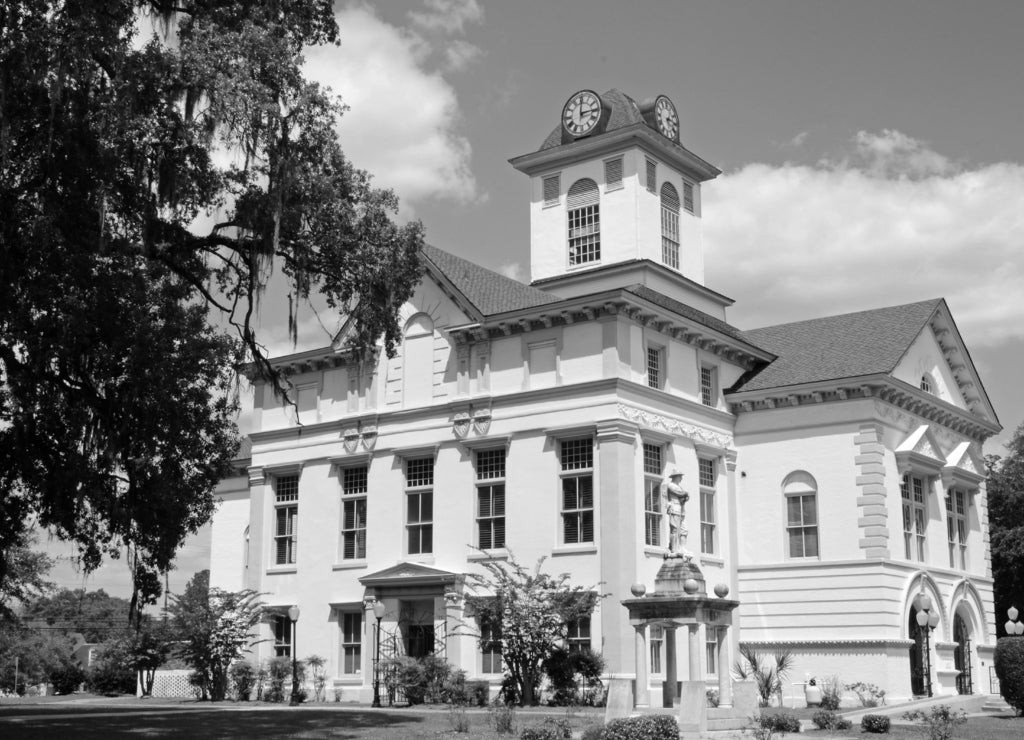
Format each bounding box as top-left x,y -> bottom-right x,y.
444,591 -> 465,673
363,598 -> 378,692
664,626 -> 678,707
688,625 -> 701,680
634,625 -> 649,708
717,626 -> 732,707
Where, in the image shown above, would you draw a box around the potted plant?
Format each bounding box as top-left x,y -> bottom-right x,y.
805,677 -> 822,706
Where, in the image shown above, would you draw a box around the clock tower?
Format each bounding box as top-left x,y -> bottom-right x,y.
510,89 -> 729,319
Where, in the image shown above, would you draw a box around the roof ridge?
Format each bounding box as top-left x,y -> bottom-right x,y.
744,298 -> 943,335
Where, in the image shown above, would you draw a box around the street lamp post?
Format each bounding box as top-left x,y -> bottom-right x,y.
372,601 -> 386,708
1005,606 -> 1024,636
915,594 -> 940,698
288,605 -> 301,706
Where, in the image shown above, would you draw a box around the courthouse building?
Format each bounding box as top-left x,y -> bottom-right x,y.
209,89 -> 1001,706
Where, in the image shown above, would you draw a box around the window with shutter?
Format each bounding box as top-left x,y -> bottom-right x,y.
543,174 -> 560,207
560,438 -> 594,544
340,466 -> 368,560
660,183 -> 680,269
683,181 -> 694,213
646,159 -> 657,193
567,179 -> 600,265
274,475 -> 299,565
476,448 -> 507,550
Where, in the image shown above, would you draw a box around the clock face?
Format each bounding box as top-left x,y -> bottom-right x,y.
655,95 -> 678,140
562,90 -> 602,137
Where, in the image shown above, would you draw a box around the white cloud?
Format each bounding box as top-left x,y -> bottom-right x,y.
408,0 -> 484,34
704,137 -> 1024,348
786,131 -> 809,148
303,4 -> 479,212
443,38 -> 484,72
498,260 -> 526,282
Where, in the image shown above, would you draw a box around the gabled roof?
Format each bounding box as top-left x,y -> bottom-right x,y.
420,244 -> 561,318
359,562 -> 462,589
624,284 -> 746,342
736,299 -> 944,392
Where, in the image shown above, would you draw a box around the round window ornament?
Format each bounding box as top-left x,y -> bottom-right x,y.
683,578 -> 700,595
562,90 -> 603,137
630,582 -> 647,597
714,583 -> 730,598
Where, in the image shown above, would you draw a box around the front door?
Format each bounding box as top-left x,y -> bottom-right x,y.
954,614 -> 973,695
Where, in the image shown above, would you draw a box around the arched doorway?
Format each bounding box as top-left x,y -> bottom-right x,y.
908,606 -> 927,696
954,613 -> 973,695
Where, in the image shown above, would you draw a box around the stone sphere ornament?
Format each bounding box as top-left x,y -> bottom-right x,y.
683,578 -> 700,594
630,583 -> 647,597
714,583 -> 730,598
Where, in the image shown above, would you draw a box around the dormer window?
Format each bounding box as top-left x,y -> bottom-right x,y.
660,183 -> 680,269
920,374 -> 934,394
567,178 -> 600,266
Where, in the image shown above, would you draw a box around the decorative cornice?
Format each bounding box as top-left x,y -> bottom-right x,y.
618,403 -> 733,449
740,639 -> 914,649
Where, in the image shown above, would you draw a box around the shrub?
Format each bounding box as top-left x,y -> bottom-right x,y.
811,710 -> 851,730
846,681 -> 885,707
818,675 -> 842,711
580,723 -> 605,740
733,647 -> 794,707
706,687 -> 720,707
229,661 -> 256,701
441,667 -> 469,704
759,712 -> 801,733
447,704 -> 470,733
467,679 -> 491,707
49,662 -> 85,695
383,655 -> 426,705
263,656 -> 298,703
306,655 -> 327,702
995,635 -> 1024,714
490,701 -> 516,734
542,647 -> 605,706
84,654 -> 135,696
603,714 -> 679,740
861,714 -> 891,734
520,716 -> 572,740
902,705 -> 967,740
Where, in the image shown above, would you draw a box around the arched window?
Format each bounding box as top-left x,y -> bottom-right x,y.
567,178 -> 600,266
783,471 -> 819,558
660,183 -> 680,269
920,373 -> 934,394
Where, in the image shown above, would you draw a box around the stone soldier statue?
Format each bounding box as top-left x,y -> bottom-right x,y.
662,469 -> 692,560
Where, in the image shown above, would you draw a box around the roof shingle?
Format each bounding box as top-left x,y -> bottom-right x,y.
736,299 -> 943,392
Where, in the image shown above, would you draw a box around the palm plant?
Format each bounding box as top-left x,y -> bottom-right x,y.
732,646 -> 795,707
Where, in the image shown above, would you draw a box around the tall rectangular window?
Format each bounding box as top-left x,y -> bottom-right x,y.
341,467 -> 367,560
477,449 -> 506,550
560,438 -> 594,544
946,489 -> 968,570
705,627 -> 718,676
683,181 -> 694,213
274,475 -> 299,565
568,204 -> 600,265
406,457 -> 434,555
649,625 -> 664,674
480,615 -> 502,674
643,443 -> 663,547
786,491 -> 819,558
901,474 -> 927,561
272,614 -> 292,657
661,204 -> 680,268
341,612 -> 362,675
567,616 -> 591,653
700,366 -> 717,407
646,346 -> 663,389
699,458 -> 716,555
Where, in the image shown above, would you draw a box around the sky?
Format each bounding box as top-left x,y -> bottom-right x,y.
47,0 -> 1024,600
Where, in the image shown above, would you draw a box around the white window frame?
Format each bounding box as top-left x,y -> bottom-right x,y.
567,616 -> 592,653
274,475 -> 299,566
699,458 -> 717,555
560,438 -> 595,545
643,442 -> 663,547
480,613 -> 502,674
901,474 -> 928,562
946,488 -> 968,570
705,626 -> 718,677
405,457 -> 434,555
700,365 -> 717,407
660,183 -> 680,269
646,344 -> 664,389
340,466 -> 368,561
476,448 -> 507,551
340,611 -> 362,675
272,614 -> 292,657
649,625 -> 664,674
567,179 -> 600,266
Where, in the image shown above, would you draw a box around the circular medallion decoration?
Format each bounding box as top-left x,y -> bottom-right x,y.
654,95 -> 678,141
562,90 -> 603,137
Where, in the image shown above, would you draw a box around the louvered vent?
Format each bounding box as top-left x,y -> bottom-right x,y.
604,157 -> 623,189
646,159 -> 657,192
683,181 -> 694,213
566,178 -> 599,208
543,174 -> 560,206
